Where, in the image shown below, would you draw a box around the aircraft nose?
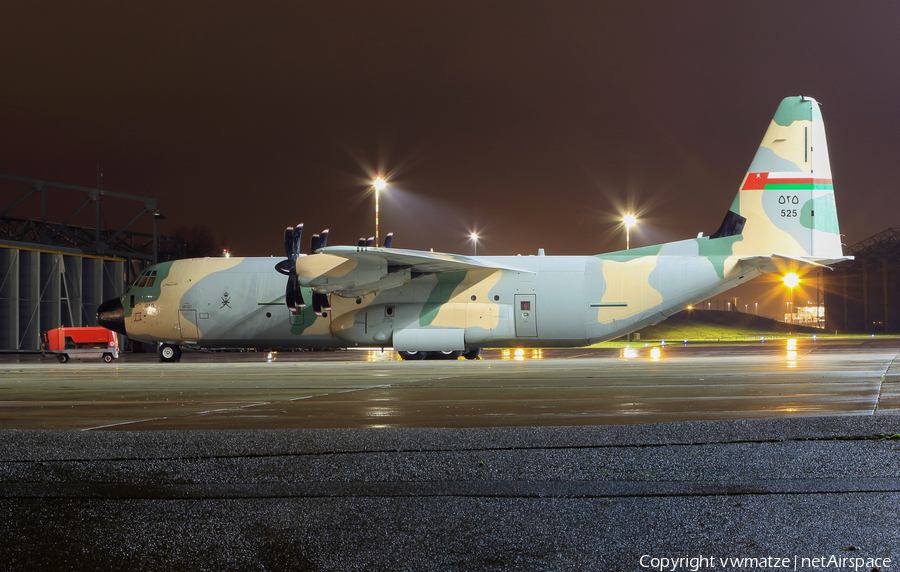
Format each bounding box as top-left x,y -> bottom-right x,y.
97,297 -> 127,336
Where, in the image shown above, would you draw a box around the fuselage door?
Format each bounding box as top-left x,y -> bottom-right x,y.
178,309 -> 200,340
514,294 -> 537,337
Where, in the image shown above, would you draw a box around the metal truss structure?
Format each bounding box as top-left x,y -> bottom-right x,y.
0,173 -> 184,263
824,228 -> 900,333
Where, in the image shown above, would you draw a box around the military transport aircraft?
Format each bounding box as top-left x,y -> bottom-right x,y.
98,96 -> 851,362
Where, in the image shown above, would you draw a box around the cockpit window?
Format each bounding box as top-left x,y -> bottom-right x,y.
133,269 -> 158,288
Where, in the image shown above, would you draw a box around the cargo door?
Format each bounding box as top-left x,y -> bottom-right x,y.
178,309 -> 200,339
514,294 -> 537,337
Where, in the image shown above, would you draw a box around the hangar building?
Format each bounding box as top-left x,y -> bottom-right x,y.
0,175 -> 183,352
824,228 -> 900,334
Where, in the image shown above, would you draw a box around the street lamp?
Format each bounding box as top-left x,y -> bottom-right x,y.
470,232 -> 479,256
623,214 -> 637,250
373,176 -> 387,246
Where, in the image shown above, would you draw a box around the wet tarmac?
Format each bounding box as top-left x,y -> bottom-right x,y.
1,338 -> 898,430
2,339 -> 900,570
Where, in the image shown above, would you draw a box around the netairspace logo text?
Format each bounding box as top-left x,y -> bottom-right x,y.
639,554 -> 892,571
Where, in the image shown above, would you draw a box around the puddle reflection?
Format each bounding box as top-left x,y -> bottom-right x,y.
501,348 -> 544,360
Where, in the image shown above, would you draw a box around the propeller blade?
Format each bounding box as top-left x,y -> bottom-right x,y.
285,279 -> 297,314
291,224 -> 304,257
319,229 -> 329,249
310,233 -> 320,254
383,232 -> 393,248
296,287 -> 306,309
358,238 -> 366,247
366,237 -> 374,247
285,277 -> 307,315
312,292 -> 325,316
283,227 -> 294,259
274,259 -> 293,276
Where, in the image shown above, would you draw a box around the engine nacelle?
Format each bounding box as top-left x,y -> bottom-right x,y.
296,254 -> 412,297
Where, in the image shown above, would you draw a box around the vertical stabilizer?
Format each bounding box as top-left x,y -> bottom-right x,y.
725,96 -> 843,260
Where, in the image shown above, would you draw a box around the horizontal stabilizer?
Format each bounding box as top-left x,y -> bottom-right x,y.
738,253 -> 854,274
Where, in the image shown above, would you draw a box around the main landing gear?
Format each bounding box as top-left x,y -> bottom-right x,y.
398,349 -> 481,361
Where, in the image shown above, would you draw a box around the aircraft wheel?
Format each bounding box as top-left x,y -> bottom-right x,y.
398,350 -> 426,361
463,348 -> 482,360
433,350 -> 463,360
159,344 -> 182,363
102,353 -> 113,363
57,354 -> 69,364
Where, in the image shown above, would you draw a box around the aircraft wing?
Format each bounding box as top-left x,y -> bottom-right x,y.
321,246 -> 534,274
738,253 -> 854,274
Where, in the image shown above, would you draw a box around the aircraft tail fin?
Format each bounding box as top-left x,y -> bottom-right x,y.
721,96 -> 845,262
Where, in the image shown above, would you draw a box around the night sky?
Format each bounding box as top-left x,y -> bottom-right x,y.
2,2 -> 898,317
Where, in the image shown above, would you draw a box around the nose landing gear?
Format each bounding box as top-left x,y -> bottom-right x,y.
158,343 -> 182,362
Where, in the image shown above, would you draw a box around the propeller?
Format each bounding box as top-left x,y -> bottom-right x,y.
274,224 -> 306,314
357,238 -> 366,247
365,237 -> 375,247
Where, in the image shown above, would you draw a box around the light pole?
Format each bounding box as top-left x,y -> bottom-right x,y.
783,272 -> 800,324
816,270 -> 823,328
623,214 -> 637,250
470,232 -> 479,256
373,176 -> 386,246
755,302 -> 758,316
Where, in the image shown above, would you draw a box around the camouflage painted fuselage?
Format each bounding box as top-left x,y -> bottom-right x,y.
121,234 -> 755,349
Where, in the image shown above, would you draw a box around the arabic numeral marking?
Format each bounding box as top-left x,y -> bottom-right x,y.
780,209 -> 798,218
778,194 -> 800,205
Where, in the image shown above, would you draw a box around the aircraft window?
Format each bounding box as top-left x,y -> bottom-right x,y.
494,295 -> 500,301
150,270 -> 157,276
520,300 -> 531,311
145,278 -> 156,288
137,277 -> 149,288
